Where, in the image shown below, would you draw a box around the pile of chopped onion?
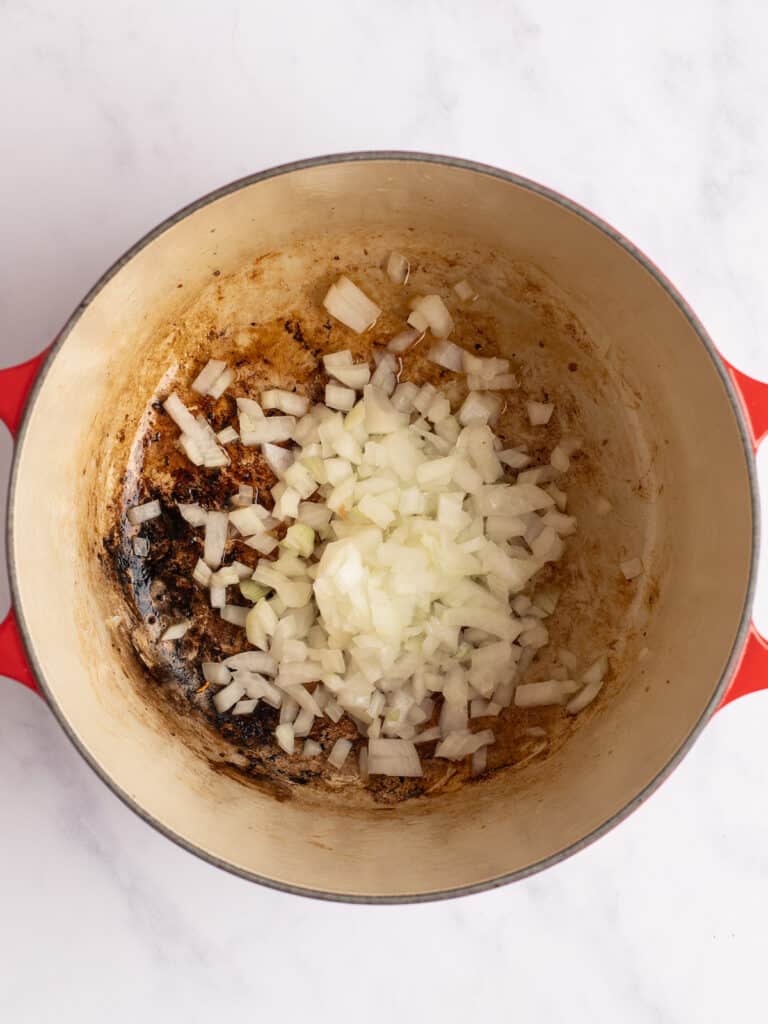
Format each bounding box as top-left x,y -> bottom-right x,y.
143,266 -> 610,779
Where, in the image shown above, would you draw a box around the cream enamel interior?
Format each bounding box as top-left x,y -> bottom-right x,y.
10,157 -> 754,899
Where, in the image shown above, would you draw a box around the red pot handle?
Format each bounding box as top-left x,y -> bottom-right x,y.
0,348 -> 51,695
717,362 -> 768,709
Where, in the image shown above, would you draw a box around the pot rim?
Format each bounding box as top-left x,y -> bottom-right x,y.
7,150 -> 760,903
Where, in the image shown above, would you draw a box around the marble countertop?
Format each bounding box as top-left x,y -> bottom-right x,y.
2,2 -> 768,1020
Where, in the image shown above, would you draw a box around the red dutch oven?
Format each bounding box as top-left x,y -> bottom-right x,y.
2,153 -> 767,902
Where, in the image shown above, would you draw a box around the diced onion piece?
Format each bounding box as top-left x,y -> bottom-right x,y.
241,416 -> 296,445
513,679 -> 579,708
230,484 -> 254,508
468,373 -> 518,391
127,500 -> 161,525
621,557 -> 643,580
224,651 -> 278,675
323,350 -> 354,370
391,381 -> 420,413
453,279 -> 478,303
192,359 -> 226,395
330,363 -> 371,390
407,309 -> 430,333
193,558 -> 213,587
203,511 -> 229,568
458,392 -> 502,426
261,389 -> 309,416
202,367 -> 232,400
367,738 -> 422,777
471,745 -> 487,776
527,401 -> 554,426
328,738 -> 353,768
179,502 -> 209,526
386,251 -> 410,285
283,523 -> 316,558
387,328 -> 420,354
303,739 -> 322,757
160,621 -> 190,641
232,699 -> 258,715
133,536 -> 149,557
260,443 -> 293,478
217,425 -> 239,444
498,448 -> 530,470
323,276 -> 381,334
245,533 -> 279,555
427,339 -> 464,372
325,383 -> 356,411
221,605 -> 248,627
202,662 -> 231,686
210,586 -> 226,609
213,680 -> 247,713
566,678 -> 604,715
412,295 -> 454,338
414,726 -> 441,744
229,506 -> 266,536
275,723 -> 295,753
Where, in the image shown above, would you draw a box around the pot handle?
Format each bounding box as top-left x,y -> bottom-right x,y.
0,348 -> 51,694
717,362 -> 768,708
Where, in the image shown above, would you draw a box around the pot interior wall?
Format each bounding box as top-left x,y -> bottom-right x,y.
10,158 -> 753,898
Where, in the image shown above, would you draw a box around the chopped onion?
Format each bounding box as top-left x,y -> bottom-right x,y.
217,425 -> 239,444
207,367 -> 234,400
203,662 -> 231,686
458,392 -> 502,426
241,416 -> 296,445
221,605 -> 249,627
386,252 -> 410,285
261,389 -> 309,416
513,679 -> 579,708
367,738 -> 422,777
407,309 -> 430,333
204,511 -> 229,568
329,363 -> 371,390
323,276 -> 381,334
232,699 -> 258,715
231,484 -> 254,508
127,500 -> 161,526
303,739 -> 322,757
471,745 -> 487,776
566,678 -> 604,715
160,621 -> 190,641
328,738 -> 352,768
453,279 -> 478,303
387,328 -> 420,354
192,358 -> 226,395
245,533 -> 279,555
229,506 -> 267,536
323,350 -> 353,370
621,557 -> 643,580
411,295 -> 454,339
427,339 -> 465,372
527,401 -> 554,426
213,680 -> 247,713
325,383 -> 356,411
133,536 -> 149,557
275,723 -> 295,753
193,558 -> 213,587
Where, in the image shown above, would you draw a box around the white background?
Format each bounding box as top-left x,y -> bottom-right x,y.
2,2 -> 768,1021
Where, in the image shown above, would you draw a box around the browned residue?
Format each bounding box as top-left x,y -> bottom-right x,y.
98,234 -> 658,807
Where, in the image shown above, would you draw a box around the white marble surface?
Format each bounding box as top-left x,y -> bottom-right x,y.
2,2 -> 768,1020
